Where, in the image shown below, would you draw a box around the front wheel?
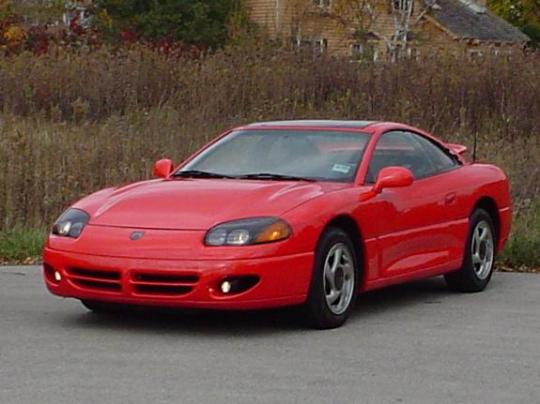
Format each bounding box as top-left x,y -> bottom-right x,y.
304,227 -> 359,329
445,209 -> 496,292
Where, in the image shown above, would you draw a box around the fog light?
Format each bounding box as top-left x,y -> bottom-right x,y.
54,271 -> 62,282
218,276 -> 260,296
221,280 -> 232,294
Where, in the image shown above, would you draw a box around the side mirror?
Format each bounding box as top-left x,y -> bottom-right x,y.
153,159 -> 174,178
373,166 -> 414,194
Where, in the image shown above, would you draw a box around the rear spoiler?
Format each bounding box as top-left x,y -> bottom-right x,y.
447,143 -> 468,156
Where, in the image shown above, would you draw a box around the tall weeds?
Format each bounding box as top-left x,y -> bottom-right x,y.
0,47 -> 539,266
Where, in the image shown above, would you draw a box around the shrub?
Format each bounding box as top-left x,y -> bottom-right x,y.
0,227 -> 44,263
500,200 -> 540,269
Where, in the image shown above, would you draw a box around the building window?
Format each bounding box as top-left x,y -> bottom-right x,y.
351,43 -> 364,57
313,0 -> 331,9
407,47 -> 419,60
313,39 -> 328,54
293,37 -> 328,54
351,43 -> 377,61
292,38 -> 310,49
468,49 -> 484,60
392,0 -> 412,11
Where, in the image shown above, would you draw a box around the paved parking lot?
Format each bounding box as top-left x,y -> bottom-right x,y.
1,266 -> 539,404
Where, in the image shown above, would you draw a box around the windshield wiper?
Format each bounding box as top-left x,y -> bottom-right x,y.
173,170 -> 236,179
174,170 -> 316,182
237,173 -> 316,182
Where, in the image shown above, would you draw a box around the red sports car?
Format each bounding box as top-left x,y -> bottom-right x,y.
43,120 -> 511,328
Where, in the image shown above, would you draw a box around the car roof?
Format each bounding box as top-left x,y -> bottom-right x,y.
243,120 -> 379,130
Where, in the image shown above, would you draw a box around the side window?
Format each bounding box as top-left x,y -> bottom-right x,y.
405,132 -> 458,174
367,131 -> 457,183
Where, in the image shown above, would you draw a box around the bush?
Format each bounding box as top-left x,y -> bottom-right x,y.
523,23 -> 540,46
0,227 -> 44,263
500,200 -> 540,269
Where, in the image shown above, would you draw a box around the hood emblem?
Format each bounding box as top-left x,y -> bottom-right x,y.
130,231 -> 145,241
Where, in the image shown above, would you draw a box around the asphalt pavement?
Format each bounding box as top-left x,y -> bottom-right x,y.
1,266 -> 539,404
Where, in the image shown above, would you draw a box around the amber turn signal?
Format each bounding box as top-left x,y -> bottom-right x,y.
255,220 -> 291,243
205,217 -> 292,246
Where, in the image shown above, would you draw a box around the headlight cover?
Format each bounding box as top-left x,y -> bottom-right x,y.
205,217 -> 291,246
52,208 -> 90,238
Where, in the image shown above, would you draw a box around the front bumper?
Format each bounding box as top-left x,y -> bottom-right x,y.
43,247 -> 313,310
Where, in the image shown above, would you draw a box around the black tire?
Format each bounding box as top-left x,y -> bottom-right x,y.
445,208 -> 496,292
304,227 -> 360,329
80,300 -> 124,314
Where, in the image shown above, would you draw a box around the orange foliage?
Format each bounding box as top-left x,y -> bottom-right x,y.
3,24 -> 25,43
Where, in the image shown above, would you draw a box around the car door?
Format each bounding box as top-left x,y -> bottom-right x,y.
367,130 -> 464,279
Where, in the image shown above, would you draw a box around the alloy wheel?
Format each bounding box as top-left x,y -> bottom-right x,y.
471,220 -> 494,280
323,243 -> 355,315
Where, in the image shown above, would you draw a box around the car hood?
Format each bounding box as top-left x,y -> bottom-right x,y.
77,178 -> 347,230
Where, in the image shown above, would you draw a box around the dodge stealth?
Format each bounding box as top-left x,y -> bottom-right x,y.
43,120 -> 511,328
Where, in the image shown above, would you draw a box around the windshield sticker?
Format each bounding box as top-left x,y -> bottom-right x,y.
332,164 -> 352,174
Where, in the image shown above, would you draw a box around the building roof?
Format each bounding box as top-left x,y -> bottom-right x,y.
431,0 -> 530,42
247,120 -> 378,129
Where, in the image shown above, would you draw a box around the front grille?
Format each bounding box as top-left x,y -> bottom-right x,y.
66,267 -> 122,292
133,273 -> 198,284
130,271 -> 199,296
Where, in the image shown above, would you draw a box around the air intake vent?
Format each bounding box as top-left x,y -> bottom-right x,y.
130,271 -> 199,296
67,267 -> 122,292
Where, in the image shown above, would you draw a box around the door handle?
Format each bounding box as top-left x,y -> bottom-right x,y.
445,192 -> 457,205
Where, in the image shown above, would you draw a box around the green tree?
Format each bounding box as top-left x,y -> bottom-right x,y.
96,0 -> 248,49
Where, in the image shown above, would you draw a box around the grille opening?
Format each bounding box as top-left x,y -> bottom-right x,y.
72,279 -> 121,291
134,285 -> 193,296
69,268 -> 121,280
133,273 -> 199,284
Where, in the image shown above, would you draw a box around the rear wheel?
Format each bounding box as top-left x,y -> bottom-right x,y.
305,227 -> 359,329
445,209 -> 496,292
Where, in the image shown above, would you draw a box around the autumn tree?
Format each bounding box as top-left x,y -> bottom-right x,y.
488,0 -> 540,45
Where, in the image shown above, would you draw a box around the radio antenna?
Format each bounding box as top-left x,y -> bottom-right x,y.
472,131 -> 478,163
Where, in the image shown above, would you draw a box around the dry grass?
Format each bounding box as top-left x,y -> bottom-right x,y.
0,46 -> 539,267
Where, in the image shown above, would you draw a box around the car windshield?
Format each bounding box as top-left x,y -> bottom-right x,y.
177,130 -> 370,182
